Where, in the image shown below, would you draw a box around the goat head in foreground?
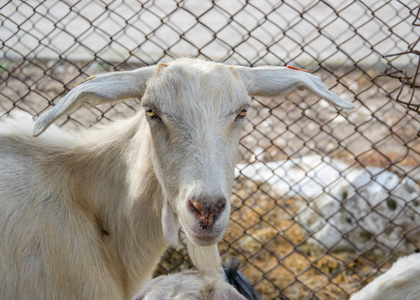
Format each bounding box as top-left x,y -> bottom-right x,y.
0,58 -> 353,299
132,270 -> 246,300
34,59 -> 353,248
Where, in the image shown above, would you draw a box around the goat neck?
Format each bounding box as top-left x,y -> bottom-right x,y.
45,114 -> 169,298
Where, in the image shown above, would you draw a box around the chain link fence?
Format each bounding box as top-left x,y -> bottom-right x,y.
1,1 -> 420,299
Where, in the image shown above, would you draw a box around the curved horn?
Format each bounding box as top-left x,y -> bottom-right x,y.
232,65 -> 354,110
33,65 -> 157,137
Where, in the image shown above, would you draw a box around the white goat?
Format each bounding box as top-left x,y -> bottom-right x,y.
350,253 -> 420,300
0,58 -> 353,299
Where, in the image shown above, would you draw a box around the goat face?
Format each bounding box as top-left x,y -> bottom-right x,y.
33,58 -> 354,247
142,60 -> 250,246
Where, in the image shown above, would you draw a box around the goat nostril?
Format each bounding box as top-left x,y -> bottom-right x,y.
188,197 -> 227,229
215,198 -> 226,213
188,199 -> 203,220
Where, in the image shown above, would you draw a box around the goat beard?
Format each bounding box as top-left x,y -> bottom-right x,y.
161,199 -> 222,276
187,241 -> 222,277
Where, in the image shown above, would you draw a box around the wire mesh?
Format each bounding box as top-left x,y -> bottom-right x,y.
1,1 -> 420,299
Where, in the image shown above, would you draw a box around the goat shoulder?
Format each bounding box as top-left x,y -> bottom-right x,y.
0,112 -> 168,299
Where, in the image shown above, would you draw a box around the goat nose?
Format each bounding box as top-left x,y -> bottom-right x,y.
188,197 -> 226,229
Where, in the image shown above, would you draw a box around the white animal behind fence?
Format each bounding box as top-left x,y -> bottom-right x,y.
0,58 -> 353,299
350,253 -> 420,300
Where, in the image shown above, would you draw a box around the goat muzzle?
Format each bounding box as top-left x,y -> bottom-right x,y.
188,196 -> 226,229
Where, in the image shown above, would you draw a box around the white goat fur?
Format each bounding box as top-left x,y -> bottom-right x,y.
350,253 -> 420,300
0,58 -> 353,299
132,270 -> 246,300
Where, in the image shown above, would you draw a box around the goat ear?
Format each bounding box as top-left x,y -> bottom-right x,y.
233,66 -> 354,110
33,65 -> 157,137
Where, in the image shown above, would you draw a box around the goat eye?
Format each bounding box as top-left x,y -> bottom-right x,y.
145,108 -> 163,122
146,109 -> 157,118
237,109 -> 248,118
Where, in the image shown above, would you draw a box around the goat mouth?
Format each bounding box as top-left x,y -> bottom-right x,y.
184,226 -> 223,246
